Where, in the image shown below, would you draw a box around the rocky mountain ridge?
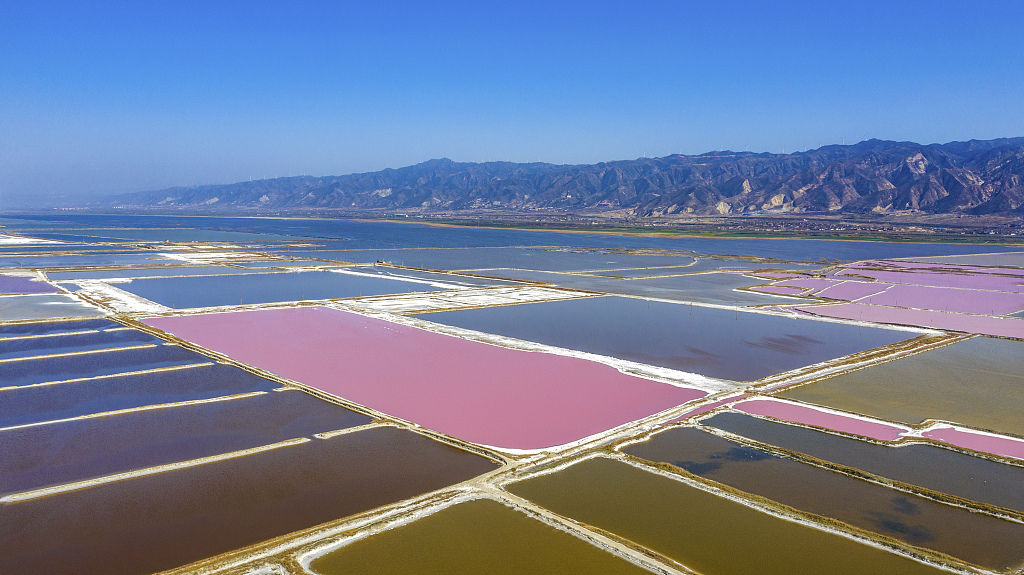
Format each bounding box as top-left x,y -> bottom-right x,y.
105,138 -> 1024,217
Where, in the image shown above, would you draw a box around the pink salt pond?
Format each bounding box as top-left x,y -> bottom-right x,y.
144,307 -> 705,450
797,303 -> 1024,339
923,427 -> 1024,461
734,398 -> 907,441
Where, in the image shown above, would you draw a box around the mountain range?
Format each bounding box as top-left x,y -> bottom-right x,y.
105,137 -> 1024,217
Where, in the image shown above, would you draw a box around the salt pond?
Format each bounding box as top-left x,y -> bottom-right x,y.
0,426 -> 497,575
144,306 -> 704,450
624,427 -> 1024,570
508,457 -> 947,575
309,499 -> 648,575
704,412 -> 1024,513
113,269 -> 453,309
419,296 -> 913,381
1,389 -> 371,495
781,336 -> 1024,437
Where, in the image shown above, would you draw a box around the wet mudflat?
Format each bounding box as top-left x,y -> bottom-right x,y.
0,426 -> 498,575
0,253 -> 168,268
1,389 -> 371,494
144,307 -> 704,450
0,294 -> 104,320
31,227 -> 308,242
587,258 -> 821,278
419,296 -> 911,381
0,318 -> 114,338
508,457 -> 946,575
278,247 -> 699,272
318,265 -> 515,289
0,344 -> 207,389
0,328 -> 158,360
703,412 -> 1024,513
309,498 -> 648,575
781,336 -> 1024,437
624,427 -> 1024,570
46,266 -> 256,281
118,270 -> 445,309
0,363 -> 279,428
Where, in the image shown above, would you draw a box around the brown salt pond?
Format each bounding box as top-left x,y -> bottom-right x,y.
308,498 -> 648,575
702,412 -> 1024,513
1,389 -> 371,495
623,427 -> 1024,570
781,336 -> 1024,437
0,426 -> 498,575
508,457 -> 948,575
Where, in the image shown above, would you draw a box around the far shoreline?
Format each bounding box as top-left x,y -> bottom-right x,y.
4,209 -> 1023,247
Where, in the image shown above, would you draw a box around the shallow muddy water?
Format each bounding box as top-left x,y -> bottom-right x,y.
781,336 -> 1024,437
0,426 -> 498,575
9,213 -> 1020,261
278,247 -> 700,272
309,498 -> 648,575
703,412 -> 1024,513
624,427 -> 1024,570
508,457 -> 947,575
419,296 -> 911,381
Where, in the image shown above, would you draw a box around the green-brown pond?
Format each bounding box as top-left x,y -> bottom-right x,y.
508,457 -> 949,575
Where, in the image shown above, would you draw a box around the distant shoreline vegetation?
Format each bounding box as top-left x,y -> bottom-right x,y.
8,209 -> 1023,245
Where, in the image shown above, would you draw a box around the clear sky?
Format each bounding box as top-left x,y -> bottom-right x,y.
2,1 -> 1023,208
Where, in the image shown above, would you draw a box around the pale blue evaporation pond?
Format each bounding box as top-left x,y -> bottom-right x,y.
417,296 -> 911,381
106,269 -> 470,309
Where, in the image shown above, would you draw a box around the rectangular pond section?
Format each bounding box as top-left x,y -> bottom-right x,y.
115,270 -> 451,308
0,363 -> 281,428
507,457 -> 947,575
0,344 -> 208,390
144,307 -> 704,450
417,296 -> 913,381
780,336 -> 1024,437
475,270 -> 809,306
0,328 -> 159,361
0,275 -> 59,295
0,318 -> 115,338
702,412 -> 1024,513
308,498 -> 648,575
0,426 -> 498,575
623,427 -> 1024,570
1,389 -> 371,495
0,294 -> 104,321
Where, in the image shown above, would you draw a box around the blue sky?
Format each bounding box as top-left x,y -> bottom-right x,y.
2,1 -> 1023,207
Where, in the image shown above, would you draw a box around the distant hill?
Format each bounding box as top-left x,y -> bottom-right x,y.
103,137 -> 1024,217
